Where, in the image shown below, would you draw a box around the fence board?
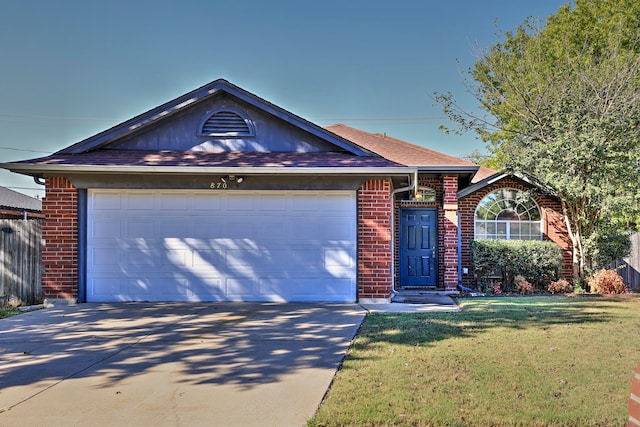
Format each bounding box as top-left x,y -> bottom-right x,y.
0,219 -> 43,306
612,232 -> 640,291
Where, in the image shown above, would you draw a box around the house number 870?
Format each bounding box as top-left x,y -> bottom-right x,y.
210,182 -> 228,189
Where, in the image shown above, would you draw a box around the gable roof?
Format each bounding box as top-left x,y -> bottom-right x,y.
0,186 -> 41,212
456,169 -> 558,199
326,124 -> 493,182
58,79 -> 374,157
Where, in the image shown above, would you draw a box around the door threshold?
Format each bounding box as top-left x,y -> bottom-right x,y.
395,288 -> 458,295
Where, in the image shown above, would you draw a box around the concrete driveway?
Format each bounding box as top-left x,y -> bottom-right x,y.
0,303 -> 367,427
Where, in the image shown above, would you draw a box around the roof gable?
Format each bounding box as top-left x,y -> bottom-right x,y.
58,79 -> 374,157
457,170 -> 557,199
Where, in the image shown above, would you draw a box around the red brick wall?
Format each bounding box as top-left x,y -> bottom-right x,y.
442,176 -> 459,290
459,178 -> 572,287
42,177 -> 78,300
358,179 -> 393,300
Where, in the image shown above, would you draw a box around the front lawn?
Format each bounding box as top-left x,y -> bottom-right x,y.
310,296 -> 640,426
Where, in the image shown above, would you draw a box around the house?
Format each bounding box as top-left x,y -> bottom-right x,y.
0,186 -> 43,219
0,79 -> 572,304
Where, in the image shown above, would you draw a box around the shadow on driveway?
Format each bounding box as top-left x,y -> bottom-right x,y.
0,302 -> 366,426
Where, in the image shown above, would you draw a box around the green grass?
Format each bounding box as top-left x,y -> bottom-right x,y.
310,295 -> 640,426
0,307 -> 21,319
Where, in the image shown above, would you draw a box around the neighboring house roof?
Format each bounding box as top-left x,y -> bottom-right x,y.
473,166 -> 499,183
0,186 -> 41,212
326,124 -> 489,182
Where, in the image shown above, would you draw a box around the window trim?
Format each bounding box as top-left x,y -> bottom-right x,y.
474,188 -> 543,241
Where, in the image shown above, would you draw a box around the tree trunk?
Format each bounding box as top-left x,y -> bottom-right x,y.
561,200 -> 581,283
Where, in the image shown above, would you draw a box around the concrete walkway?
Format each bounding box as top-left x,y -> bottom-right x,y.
361,295 -> 461,313
0,303 -> 367,427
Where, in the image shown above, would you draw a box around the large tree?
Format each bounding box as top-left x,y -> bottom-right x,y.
439,0 -> 640,282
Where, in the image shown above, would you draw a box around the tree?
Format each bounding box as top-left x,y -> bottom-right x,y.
438,0 -> 640,283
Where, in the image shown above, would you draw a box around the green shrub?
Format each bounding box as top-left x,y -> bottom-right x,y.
471,240 -> 563,292
587,269 -> 627,294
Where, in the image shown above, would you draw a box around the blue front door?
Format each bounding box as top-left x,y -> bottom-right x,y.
400,208 -> 438,287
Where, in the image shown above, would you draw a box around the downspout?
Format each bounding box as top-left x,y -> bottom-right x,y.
389,170 -> 418,295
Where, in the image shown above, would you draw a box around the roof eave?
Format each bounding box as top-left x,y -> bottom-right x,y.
0,163 -> 416,177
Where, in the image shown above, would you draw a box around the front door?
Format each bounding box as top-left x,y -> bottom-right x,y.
399,208 -> 438,287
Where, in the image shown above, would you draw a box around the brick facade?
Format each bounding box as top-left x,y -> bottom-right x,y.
36,174 -> 572,302
357,179 -> 393,301
442,176 -> 459,290
459,177 -> 573,287
41,177 -> 78,301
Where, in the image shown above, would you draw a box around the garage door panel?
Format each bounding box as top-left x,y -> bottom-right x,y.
225,194 -> 255,211
160,220 -> 191,238
325,247 -> 355,268
225,278 -> 258,299
91,218 -> 122,239
257,196 -> 287,212
193,249 -> 225,268
89,247 -> 121,271
258,219 -> 288,239
183,277 -> 226,301
124,220 -> 155,239
126,192 -> 156,210
192,194 -> 222,212
92,192 -> 122,210
89,276 -> 123,299
87,190 -> 356,302
192,223 -> 225,239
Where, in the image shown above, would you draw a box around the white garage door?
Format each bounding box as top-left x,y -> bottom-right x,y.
86,189 -> 357,302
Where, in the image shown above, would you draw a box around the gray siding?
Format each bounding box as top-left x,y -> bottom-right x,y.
110,93 -> 340,153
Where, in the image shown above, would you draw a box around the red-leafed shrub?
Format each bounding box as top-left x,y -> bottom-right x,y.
588,269 -> 627,294
514,275 -> 533,295
547,279 -> 573,294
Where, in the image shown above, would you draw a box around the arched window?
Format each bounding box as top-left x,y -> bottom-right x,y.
475,188 -> 542,240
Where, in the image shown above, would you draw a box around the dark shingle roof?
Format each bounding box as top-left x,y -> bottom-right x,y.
15,150 -> 402,169
0,186 -> 41,212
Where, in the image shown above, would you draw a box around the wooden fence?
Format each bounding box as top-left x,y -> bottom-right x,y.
0,219 -> 43,306
612,232 -> 640,292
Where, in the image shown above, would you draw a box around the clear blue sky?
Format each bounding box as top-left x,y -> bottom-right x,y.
0,0 -> 570,198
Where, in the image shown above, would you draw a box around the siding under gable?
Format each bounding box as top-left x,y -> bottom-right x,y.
109,93 -> 342,153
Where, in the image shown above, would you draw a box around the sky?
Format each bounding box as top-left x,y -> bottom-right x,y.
0,0 -> 571,199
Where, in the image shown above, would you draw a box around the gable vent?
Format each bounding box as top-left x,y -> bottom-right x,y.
200,110 -> 254,137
